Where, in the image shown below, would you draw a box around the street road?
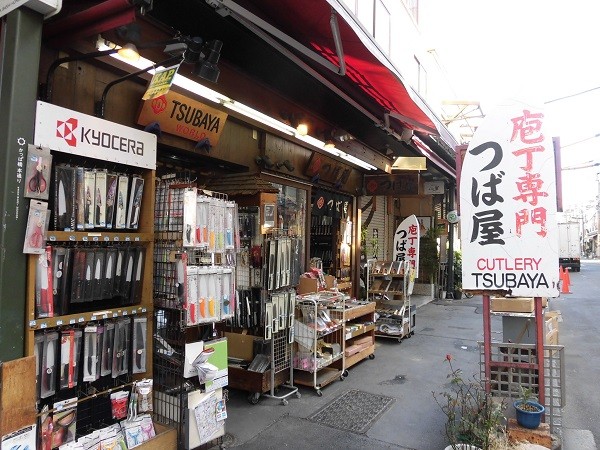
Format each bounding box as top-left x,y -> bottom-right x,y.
557,260 -> 600,447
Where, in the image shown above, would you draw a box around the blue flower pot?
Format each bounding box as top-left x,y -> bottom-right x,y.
514,400 -> 545,429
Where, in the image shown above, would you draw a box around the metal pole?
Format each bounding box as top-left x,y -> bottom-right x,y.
445,180 -> 455,298
0,8 -> 44,361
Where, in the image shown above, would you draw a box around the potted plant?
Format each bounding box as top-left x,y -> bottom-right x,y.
433,355 -> 507,450
453,250 -> 463,300
420,226 -> 440,299
513,387 -> 545,429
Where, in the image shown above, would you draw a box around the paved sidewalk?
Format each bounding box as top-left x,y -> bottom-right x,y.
217,291 -> 596,449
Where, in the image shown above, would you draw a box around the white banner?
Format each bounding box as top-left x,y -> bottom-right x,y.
459,99 -> 559,297
34,101 -> 157,169
393,214 -> 420,275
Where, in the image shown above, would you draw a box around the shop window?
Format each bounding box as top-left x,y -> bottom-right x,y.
271,183 -> 307,273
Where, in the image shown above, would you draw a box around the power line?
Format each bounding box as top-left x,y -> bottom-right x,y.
545,86 -> 600,104
562,133 -> 600,148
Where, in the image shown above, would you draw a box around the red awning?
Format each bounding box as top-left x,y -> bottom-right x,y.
230,0 -> 441,136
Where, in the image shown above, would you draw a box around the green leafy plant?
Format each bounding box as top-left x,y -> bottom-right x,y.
433,355 -> 507,450
419,226 -> 440,284
454,250 -> 463,293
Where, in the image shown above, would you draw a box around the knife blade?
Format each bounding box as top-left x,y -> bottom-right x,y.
58,180 -> 67,216
134,320 -> 145,372
131,249 -> 143,305
176,258 -> 185,302
122,253 -> 134,301
84,330 -> 94,380
44,336 -> 55,395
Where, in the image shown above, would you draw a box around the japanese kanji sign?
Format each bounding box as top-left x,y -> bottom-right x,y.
393,214 -> 420,275
459,100 -> 560,297
364,174 -> 419,196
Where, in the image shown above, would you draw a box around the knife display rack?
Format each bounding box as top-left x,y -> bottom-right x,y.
25,150 -> 157,445
152,173 -> 238,449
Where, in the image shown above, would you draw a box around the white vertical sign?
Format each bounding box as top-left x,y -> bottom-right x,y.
459,100 -> 560,297
393,214 -> 420,275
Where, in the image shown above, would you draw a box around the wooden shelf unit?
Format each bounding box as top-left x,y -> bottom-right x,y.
343,301 -> 376,369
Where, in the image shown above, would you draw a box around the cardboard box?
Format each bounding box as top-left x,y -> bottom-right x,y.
297,275 -> 335,294
225,332 -> 257,362
491,297 -> 535,313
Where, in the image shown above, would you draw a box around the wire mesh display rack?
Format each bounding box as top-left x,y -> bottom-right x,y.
152,176 -> 226,449
293,292 -> 345,396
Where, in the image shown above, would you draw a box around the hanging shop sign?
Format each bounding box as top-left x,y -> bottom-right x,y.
364,174 -> 418,196
311,189 -> 350,219
423,180 -> 445,195
393,214 -> 420,274
142,64 -> 180,100
459,100 -> 559,297
137,91 -> 228,146
305,152 -> 352,187
34,101 -> 157,169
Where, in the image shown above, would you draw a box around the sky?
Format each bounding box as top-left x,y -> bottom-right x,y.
421,0 -> 600,210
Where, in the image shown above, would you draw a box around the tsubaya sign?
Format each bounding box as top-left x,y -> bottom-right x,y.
459,100 -> 559,297
34,101 -> 157,169
137,91 -> 228,146
393,214 -> 420,273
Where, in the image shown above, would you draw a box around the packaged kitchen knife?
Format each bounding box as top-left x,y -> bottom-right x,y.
103,247 -> 117,300
23,199 -> 48,254
101,321 -> 115,377
113,318 -> 130,378
70,248 -> 87,304
92,248 -> 106,301
34,332 -> 45,400
35,246 -> 54,318
83,168 -> 96,229
183,188 -> 197,247
60,328 -> 82,390
83,248 -> 96,302
115,174 -> 129,229
113,247 -> 126,298
196,195 -> 210,248
41,331 -> 58,398
186,266 -> 199,326
128,247 -> 145,306
83,325 -> 99,382
95,169 -> 108,228
221,268 -> 233,319
120,247 -> 135,305
75,166 -> 85,230
53,246 -> 72,315
54,164 -> 76,231
105,172 -> 118,229
127,176 -> 144,230
132,317 -> 147,374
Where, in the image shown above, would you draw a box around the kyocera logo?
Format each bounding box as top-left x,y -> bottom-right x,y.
56,118 -> 78,147
56,117 -> 144,155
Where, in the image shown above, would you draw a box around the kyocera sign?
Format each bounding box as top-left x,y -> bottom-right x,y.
34,101 -> 157,169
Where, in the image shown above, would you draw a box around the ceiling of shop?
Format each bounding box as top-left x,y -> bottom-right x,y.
44,0 -> 455,179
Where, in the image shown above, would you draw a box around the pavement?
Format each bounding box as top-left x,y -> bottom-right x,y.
215,289 -> 597,450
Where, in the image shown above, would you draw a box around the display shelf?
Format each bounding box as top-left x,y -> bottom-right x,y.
345,323 -> 376,340
46,231 -> 154,243
368,260 -> 414,342
345,344 -> 376,368
28,305 -> 150,330
294,294 -> 345,394
293,366 -> 341,393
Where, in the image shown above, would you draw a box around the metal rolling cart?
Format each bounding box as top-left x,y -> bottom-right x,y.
293,291 -> 345,396
368,259 -> 416,342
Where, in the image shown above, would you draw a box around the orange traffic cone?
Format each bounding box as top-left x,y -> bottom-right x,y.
560,266 -> 571,294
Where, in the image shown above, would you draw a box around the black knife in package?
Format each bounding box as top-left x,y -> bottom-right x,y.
113,248 -> 126,298
54,165 -> 76,231
83,248 -> 95,302
105,173 -> 118,229
103,248 -> 117,300
119,248 -> 135,305
92,248 -> 106,301
112,318 -> 130,378
101,321 -> 115,377
52,246 -> 72,315
132,317 -> 147,374
128,247 -> 145,306
70,249 -> 87,303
